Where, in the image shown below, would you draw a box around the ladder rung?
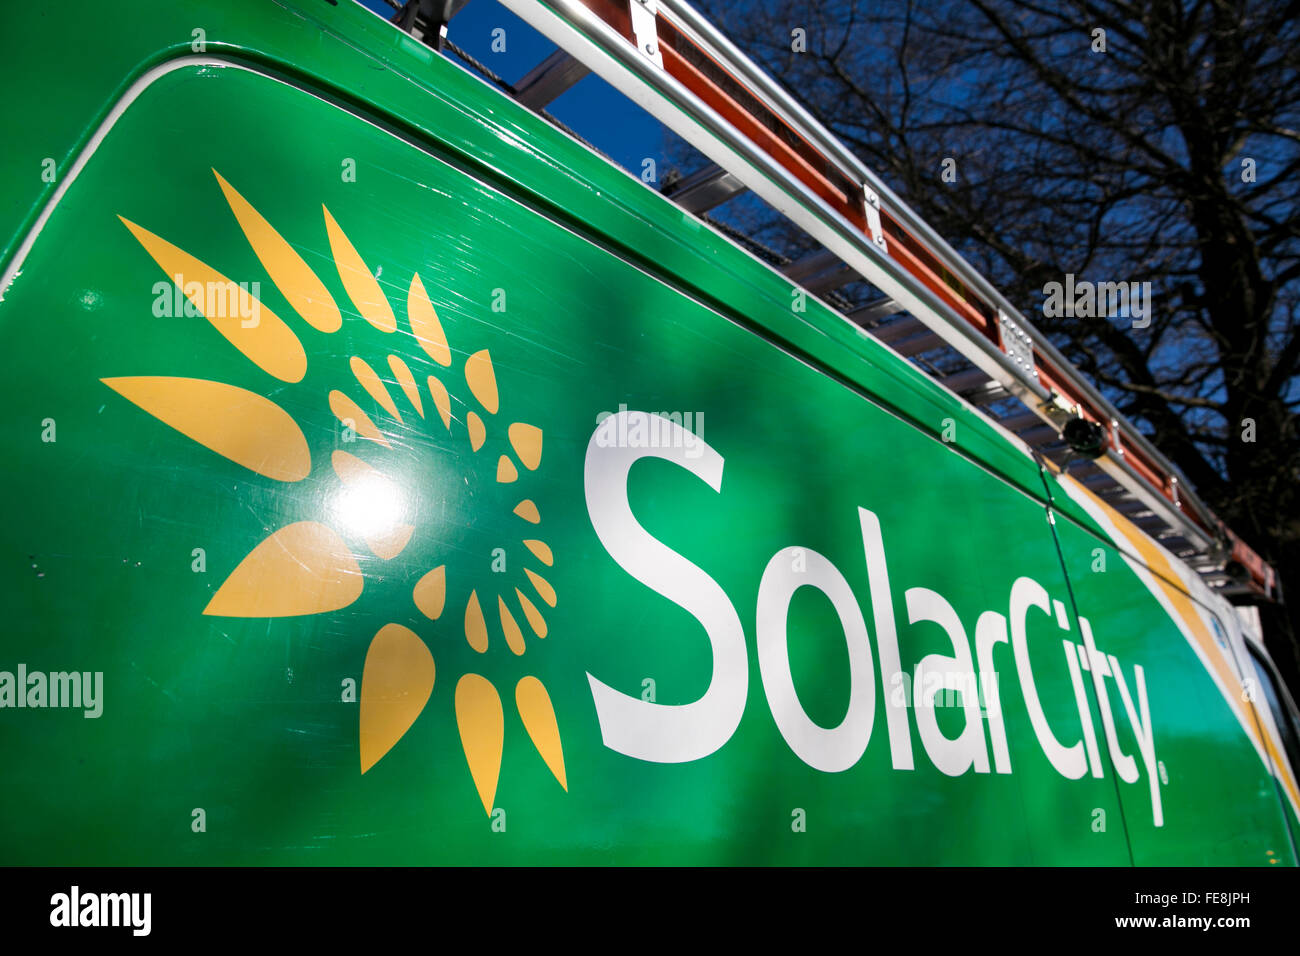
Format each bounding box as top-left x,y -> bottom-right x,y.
805,262 -> 860,295
514,49 -> 590,108
780,249 -> 858,295
893,331 -> 944,357
1018,424 -> 1058,443
781,248 -> 839,283
940,367 -> 992,394
999,411 -> 1042,431
664,163 -> 748,214
871,316 -> 924,344
963,381 -> 1008,406
847,297 -> 901,327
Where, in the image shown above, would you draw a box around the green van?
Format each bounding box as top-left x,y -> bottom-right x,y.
0,0 -> 1296,865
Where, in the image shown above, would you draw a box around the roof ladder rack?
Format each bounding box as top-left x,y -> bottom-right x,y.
408,0 -> 1277,602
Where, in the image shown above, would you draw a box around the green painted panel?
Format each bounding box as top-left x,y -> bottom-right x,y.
0,2 -> 1292,867
0,64 -> 1133,864
1048,514 -> 1298,866
0,0 -> 1052,505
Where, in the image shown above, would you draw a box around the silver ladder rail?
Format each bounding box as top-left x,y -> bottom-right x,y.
386,0 -> 1276,600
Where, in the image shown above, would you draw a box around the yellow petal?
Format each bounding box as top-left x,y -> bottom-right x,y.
367,525 -> 413,561
467,411 -> 486,452
513,499 -> 541,524
508,423 -> 543,470
497,456 -> 518,483
464,349 -> 499,414
498,595 -> 526,656
119,217 -> 307,382
408,273 -> 451,366
213,170 -> 341,333
204,522 -> 361,617
516,676 -> 567,791
102,376 -> 310,482
523,539 -> 554,566
515,588 -> 548,639
323,205 -> 396,333
388,355 -> 424,418
525,568 -> 557,608
464,590 -> 488,653
360,623 -> 434,773
456,674 -> 504,815
329,390 -> 391,447
330,448 -> 373,484
427,376 -> 451,430
412,565 -> 446,620
351,356 -> 402,424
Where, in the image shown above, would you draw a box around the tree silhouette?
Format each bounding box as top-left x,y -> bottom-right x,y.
689,0 -> 1300,692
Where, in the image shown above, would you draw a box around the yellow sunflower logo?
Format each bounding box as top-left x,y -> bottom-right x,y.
104,170 -> 565,815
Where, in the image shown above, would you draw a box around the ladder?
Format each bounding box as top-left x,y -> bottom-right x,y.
383,0 -> 1278,602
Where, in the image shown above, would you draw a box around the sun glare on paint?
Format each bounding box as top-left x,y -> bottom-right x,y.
330,473 -> 407,540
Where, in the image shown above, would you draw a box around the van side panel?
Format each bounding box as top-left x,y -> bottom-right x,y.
0,1 -> 1293,866
1048,510 -> 1297,864
0,62 -> 1126,864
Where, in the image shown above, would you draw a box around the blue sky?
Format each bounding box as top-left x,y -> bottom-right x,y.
357,0 -> 670,176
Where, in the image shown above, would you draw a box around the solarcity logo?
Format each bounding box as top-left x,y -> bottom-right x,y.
107,171 -> 1163,829
107,171 -> 565,815
584,410 -> 1165,828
